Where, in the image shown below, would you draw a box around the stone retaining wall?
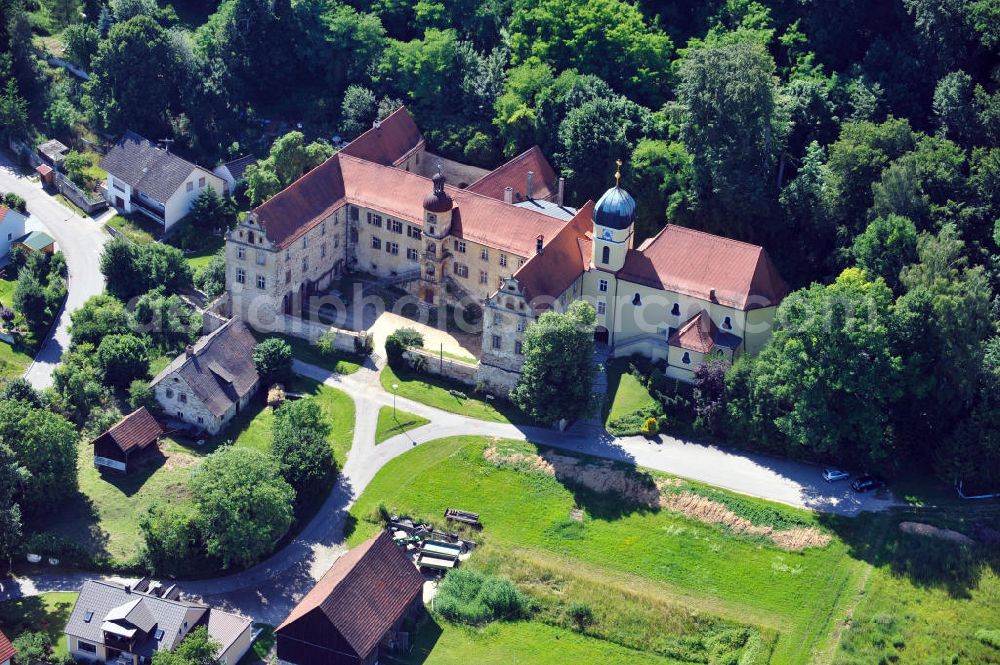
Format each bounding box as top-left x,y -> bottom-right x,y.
404,348 -> 478,386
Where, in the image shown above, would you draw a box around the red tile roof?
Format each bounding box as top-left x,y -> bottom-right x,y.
255,153 -> 572,257
512,201 -> 594,309
0,629 -> 15,663
35,163 -> 53,176
92,407 -> 164,454
668,310 -> 718,353
618,225 -> 787,310
276,531 -> 425,659
341,106 -> 424,166
466,146 -> 559,203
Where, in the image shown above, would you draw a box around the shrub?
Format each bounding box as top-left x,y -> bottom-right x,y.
128,379 -> 156,411
641,415 -> 660,437
96,333 -> 150,387
12,631 -> 52,665
607,403 -> 664,436
385,327 -> 423,365
448,389 -> 467,399
977,629 -> 1000,649
567,602 -> 594,631
3,192 -> 26,213
253,338 -> 293,384
354,331 -> 374,355
435,569 -> 530,625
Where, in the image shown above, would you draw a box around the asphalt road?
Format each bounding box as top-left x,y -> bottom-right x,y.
0,357 -> 895,626
0,152 -> 109,388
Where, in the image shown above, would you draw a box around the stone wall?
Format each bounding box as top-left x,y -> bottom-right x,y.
269,314 -> 363,353
475,361 -> 520,396
404,348 -> 478,386
422,151 -> 490,188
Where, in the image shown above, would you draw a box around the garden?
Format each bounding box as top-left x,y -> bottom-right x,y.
0,247 -> 68,377
347,435 -> 1000,665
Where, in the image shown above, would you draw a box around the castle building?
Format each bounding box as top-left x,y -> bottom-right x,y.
223,108 -> 786,391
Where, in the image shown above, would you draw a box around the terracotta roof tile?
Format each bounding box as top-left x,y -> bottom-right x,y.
277,531 -> 425,659
619,225 -> 787,310
0,630 -> 15,663
341,106 -> 424,166
668,310 -> 718,353
255,153 -> 572,257
512,201 -> 594,309
466,146 -> 559,203
93,407 -> 164,454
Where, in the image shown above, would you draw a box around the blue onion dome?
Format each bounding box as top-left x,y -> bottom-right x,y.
593,185 -> 636,231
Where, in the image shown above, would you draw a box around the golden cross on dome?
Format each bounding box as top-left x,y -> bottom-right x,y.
614,159 -> 622,186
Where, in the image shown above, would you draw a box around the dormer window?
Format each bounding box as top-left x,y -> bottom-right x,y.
682,352 -> 691,364
722,316 -> 732,330
428,214 -> 437,224
632,293 -> 641,306
671,303 -> 680,316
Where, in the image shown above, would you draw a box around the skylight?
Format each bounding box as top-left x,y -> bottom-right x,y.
154,629 -> 164,640
83,611 -> 94,623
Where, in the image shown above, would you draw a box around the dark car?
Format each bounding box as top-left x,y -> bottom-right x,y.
851,475 -> 886,493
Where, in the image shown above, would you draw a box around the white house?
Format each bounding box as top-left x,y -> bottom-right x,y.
213,154 -> 257,195
0,205 -> 27,259
101,132 -> 225,234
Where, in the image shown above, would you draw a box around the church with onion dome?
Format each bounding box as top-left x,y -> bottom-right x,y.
223,106 -> 787,393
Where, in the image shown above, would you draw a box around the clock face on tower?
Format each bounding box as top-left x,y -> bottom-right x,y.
601,229 -> 613,241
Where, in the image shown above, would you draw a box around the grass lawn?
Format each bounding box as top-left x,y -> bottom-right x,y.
603,359 -> 657,426
230,376 -> 355,468
374,405 -> 429,444
380,364 -> 526,425
401,618 -> 666,665
0,276 -> 15,306
106,214 -> 159,245
0,592 -> 78,656
253,332 -> 363,375
0,339 -> 32,380
348,436 -> 860,664
55,193 -> 87,217
47,441 -> 199,562
183,237 -> 224,273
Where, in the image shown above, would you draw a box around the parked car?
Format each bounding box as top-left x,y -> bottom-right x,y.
851,475 -> 886,492
823,468 -> 850,482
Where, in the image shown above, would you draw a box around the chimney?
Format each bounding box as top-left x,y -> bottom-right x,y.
536,234 -> 544,255
185,345 -> 194,358
557,177 -> 565,206
124,585 -> 131,594
526,171 -> 534,200
373,119 -> 381,129
709,288 -> 717,301
503,186 -> 513,204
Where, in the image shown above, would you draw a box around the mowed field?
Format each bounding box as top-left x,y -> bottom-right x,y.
348,437 -> 864,663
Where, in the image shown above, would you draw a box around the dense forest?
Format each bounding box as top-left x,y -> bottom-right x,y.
1,0 -> 999,485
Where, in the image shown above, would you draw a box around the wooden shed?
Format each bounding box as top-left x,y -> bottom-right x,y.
91,407 -> 165,474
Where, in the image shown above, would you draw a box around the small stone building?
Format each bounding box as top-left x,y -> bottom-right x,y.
91,407 -> 165,474
275,531 -> 426,665
150,318 -> 260,436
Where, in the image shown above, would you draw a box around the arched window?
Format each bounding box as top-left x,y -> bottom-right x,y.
670,302 -> 680,316
427,242 -> 436,256
601,246 -> 610,264
248,231 -> 255,244
682,352 -> 691,365
632,293 -> 641,306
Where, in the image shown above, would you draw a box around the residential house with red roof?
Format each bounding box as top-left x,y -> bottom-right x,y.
0,629 -> 15,665
222,107 -> 785,388
274,531 -> 425,665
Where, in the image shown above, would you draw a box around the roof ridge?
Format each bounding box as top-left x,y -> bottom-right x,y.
84,579 -> 208,610
663,224 -> 766,253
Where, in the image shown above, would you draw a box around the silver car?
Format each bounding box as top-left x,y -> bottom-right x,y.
823,468 -> 850,482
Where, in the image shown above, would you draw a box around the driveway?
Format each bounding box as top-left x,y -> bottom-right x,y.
0,357 -> 895,626
0,152 -> 109,388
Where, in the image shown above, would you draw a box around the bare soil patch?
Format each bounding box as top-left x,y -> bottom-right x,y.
484,444 -> 830,551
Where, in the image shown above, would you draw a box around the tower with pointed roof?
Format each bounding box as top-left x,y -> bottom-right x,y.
591,160 -> 635,273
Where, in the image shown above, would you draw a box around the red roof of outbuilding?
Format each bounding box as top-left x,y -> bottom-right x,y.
276,531 -> 425,659
668,310 -> 718,353
341,106 -> 424,167
618,225 -> 787,310
467,146 -> 559,203
92,407 -> 164,454
35,163 -> 53,176
0,629 -> 16,662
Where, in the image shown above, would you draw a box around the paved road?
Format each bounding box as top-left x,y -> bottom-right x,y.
0,356 -> 895,626
0,152 -> 109,388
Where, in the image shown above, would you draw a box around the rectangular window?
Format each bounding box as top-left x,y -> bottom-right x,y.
257,274 -> 266,290
455,240 -> 466,253
321,222 -> 326,235
492,335 -> 502,350
78,642 -> 97,654
492,313 -> 501,324
302,256 -> 309,272
479,270 -> 488,284
334,235 -> 340,248
285,270 -> 291,284
499,254 -> 508,267
350,206 -> 359,221
302,236 -> 308,249
481,248 -> 489,261
599,279 -> 608,292
371,237 -> 381,250
407,226 -> 422,239
179,393 -> 187,404
197,416 -> 204,424
321,242 -> 326,258
515,341 -> 523,355
237,246 -> 245,260
186,181 -> 193,192
597,301 -> 606,315
236,268 -> 245,284
199,176 -> 206,187
373,215 -> 383,228
516,319 -> 525,332
256,250 -> 266,266
407,248 -> 418,260
386,241 -> 399,255
389,219 -> 403,233
454,263 -> 468,278
366,211 -> 372,223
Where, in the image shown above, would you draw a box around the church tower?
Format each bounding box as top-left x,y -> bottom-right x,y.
591,160 -> 636,272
